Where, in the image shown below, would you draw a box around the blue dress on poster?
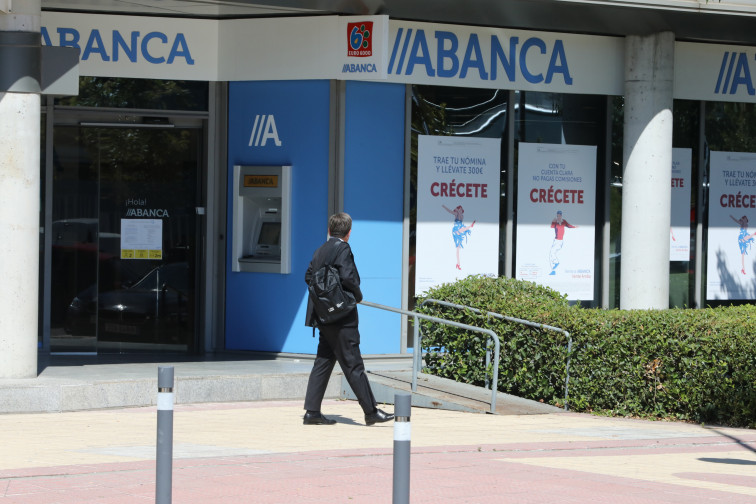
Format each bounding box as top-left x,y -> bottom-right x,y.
738,227 -> 753,254
443,204 -> 475,271
731,214 -> 756,275
452,219 -> 469,247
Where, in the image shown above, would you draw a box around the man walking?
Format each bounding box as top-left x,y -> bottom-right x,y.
303,212 -> 394,426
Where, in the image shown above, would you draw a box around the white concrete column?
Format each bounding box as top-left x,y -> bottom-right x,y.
620,32 -> 674,310
0,0 -> 41,378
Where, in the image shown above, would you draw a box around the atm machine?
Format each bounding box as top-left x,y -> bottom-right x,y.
232,165 -> 291,274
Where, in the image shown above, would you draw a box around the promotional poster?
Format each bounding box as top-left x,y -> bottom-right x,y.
515,142 -> 597,301
415,135 -> 501,294
670,148 -> 692,262
707,151 -> 756,300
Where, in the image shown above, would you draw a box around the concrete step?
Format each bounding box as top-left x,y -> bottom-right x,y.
0,354 -> 413,414
341,370 -> 565,415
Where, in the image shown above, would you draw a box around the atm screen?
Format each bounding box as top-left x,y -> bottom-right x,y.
257,221 -> 281,246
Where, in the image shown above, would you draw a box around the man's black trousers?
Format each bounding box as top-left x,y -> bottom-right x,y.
304,324 -> 377,415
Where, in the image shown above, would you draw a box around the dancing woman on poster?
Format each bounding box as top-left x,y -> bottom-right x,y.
442,204 -> 475,270
730,214 -> 756,275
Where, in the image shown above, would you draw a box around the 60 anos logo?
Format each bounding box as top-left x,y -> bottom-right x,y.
347,22 -> 373,57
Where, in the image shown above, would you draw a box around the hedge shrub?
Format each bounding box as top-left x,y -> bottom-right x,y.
416,275 -> 756,427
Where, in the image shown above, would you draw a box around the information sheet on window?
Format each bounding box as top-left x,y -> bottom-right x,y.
670,148 -> 692,262
415,135 -> 501,294
515,142 -> 597,301
120,218 -> 163,259
706,151 -> 756,300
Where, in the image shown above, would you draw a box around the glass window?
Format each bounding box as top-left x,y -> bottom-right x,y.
39,110 -> 46,350
409,85 -> 509,308
609,96 -> 623,309
514,91 -> 608,308
409,86 -> 609,309
704,101 -> 756,307
671,100 -> 699,308
55,77 -> 209,111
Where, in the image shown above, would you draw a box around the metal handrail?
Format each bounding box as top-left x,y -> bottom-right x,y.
359,300 -> 501,414
419,299 -> 573,411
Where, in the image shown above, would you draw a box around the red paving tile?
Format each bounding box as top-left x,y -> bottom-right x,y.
0,454 -> 750,504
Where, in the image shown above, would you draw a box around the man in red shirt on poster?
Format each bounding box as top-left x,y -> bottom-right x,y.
549,210 -> 577,275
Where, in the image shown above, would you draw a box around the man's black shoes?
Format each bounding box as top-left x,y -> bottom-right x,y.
365,408 -> 394,426
303,411 -> 336,425
303,409 -> 394,425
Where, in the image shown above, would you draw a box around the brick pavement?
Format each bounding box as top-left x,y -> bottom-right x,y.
1,399 -> 756,503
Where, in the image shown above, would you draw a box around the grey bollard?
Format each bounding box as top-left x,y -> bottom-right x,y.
392,393 -> 412,504
156,366 -> 174,504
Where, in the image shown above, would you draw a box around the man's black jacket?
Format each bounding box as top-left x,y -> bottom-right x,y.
304,237 -> 363,328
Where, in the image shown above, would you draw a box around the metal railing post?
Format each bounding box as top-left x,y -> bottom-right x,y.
412,314 -> 419,392
564,334 -> 572,410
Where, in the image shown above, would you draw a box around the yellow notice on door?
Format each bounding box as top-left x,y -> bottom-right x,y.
121,249 -> 162,259
120,219 -> 163,260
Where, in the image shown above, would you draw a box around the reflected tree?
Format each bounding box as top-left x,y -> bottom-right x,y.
706,102 -> 756,152
58,76 -> 207,110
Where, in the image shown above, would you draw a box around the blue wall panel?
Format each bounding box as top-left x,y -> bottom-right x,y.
225,80 -> 406,355
343,81 -> 406,354
226,81 -> 331,353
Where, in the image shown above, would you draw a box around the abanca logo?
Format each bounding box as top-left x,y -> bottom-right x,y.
714,51 -> 756,96
347,22 -> 372,57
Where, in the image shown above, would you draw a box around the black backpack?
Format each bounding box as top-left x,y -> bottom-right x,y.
308,242 -> 357,325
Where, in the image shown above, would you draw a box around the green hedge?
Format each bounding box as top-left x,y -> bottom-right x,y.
416,275 -> 756,427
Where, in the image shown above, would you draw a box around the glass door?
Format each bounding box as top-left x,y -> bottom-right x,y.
50,124 -> 202,353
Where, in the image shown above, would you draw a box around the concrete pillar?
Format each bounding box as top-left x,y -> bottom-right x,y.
0,0 -> 41,378
620,32 -> 674,310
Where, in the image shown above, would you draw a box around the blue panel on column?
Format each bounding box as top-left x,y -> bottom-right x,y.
343,81 -> 406,354
226,80 -> 330,353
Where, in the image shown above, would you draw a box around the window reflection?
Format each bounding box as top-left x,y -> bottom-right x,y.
704,101 -> 756,307
56,77 -> 209,111
409,85 -> 509,318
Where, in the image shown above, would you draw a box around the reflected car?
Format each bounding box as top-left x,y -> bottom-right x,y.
64,262 -> 191,343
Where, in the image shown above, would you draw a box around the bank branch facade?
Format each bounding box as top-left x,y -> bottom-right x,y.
4,3 -> 756,374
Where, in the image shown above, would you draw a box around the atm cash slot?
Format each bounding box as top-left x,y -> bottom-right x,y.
239,256 -> 280,263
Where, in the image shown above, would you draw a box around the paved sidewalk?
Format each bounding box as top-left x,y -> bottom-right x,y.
1,399 -> 756,503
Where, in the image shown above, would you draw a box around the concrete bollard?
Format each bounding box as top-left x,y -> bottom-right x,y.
392,393 -> 412,504
156,366 -> 174,504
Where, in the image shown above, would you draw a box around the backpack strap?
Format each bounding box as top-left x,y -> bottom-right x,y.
321,239 -> 344,268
